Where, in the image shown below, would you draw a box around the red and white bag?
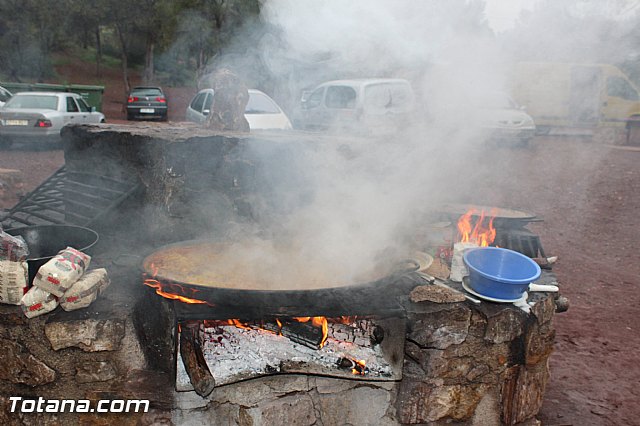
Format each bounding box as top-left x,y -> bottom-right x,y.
0,260 -> 29,305
20,286 -> 58,318
33,247 -> 91,297
0,228 -> 29,262
61,268 -> 110,311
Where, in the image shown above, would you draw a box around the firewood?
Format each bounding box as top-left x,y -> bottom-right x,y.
180,322 -> 215,397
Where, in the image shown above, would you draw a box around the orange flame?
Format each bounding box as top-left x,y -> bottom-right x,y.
456,208 -> 497,247
352,359 -> 367,375
227,319 -> 251,330
294,316 -> 329,348
144,278 -> 212,305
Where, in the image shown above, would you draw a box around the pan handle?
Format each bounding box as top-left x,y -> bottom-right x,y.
528,283 -> 559,292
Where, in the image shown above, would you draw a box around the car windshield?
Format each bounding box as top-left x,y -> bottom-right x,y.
245,92 -> 281,114
0,87 -> 11,102
4,94 -> 58,110
131,88 -> 163,97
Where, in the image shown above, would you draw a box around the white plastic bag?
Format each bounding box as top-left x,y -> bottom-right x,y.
0,260 -> 29,305
33,247 -> 91,297
449,242 -> 478,282
21,286 -> 58,318
61,268 -> 110,311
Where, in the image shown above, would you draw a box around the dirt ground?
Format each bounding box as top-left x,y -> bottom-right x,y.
449,137 -> 640,426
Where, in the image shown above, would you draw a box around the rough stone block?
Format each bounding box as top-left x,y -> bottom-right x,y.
470,390 -> 502,426
246,394 -> 316,426
75,361 -> 117,383
530,294 -> 556,325
468,310 -> 487,338
0,305 -> 27,326
213,375 -> 310,407
396,380 -> 485,423
0,338 -> 55,386
313,376 -> 358,394
419,349 -> 474,383
408,305 -> 471,349
525,322 -> 556,366
484,308 -> 527,344
317,386 -> 395,426
410,284 -> 466,304
501,360 -> 550,425
172,402 -> 240,425
45,318 -> 125,351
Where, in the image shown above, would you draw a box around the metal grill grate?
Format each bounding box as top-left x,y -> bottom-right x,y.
1,166 -> 140,229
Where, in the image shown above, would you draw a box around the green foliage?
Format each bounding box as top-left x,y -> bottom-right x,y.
0,0 -> 262,85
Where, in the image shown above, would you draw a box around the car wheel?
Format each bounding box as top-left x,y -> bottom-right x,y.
127,113 -> 134,121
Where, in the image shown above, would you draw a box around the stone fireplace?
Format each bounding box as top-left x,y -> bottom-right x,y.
0,123 -> 564,425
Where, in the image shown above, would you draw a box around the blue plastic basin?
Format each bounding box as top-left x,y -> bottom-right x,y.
463,247 -> 541,300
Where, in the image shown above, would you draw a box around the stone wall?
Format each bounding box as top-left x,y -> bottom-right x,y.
165,281 -> 556,425
397,286 -> 556,425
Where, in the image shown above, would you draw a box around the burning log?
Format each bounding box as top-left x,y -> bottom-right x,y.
280,320 -> 326,349
179,322 -> 215,397
243,317 -> 328,350
336,357 -> 369,376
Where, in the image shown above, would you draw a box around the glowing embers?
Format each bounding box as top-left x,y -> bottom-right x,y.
456,208 -> 497,247
175,317 -> 402,391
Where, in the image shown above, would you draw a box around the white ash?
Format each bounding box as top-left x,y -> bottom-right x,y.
176,320 -> 394,391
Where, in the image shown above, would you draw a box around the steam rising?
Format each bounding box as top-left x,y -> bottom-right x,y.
186,0 -> 637,286
233,1 -> 507,283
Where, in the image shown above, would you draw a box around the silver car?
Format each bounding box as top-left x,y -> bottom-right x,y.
476,91 -> 536,147
0,85 -> 12,108
0,91 -> 105,148
185,88 -> 292,130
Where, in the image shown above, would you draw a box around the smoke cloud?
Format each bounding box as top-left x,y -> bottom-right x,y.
194,0 -> 639,287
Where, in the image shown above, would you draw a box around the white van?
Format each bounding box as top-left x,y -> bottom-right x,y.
298,78 -> 416,133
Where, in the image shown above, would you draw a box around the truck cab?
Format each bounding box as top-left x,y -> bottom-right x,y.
508,62 -> 640,133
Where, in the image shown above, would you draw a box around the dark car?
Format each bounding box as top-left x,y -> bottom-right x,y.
126,86 -> 168,121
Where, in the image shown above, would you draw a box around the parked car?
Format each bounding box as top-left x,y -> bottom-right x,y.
185,88 -> 292,130
0,91 -> 105,148
0,85 -> 12,107
476,91 -> 536,147
126,86 -> 168,121
297,78 -> 416,133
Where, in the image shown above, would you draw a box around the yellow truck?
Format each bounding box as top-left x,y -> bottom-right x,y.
507,62 -> 640,140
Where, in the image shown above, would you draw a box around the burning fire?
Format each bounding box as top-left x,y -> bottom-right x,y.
144,278 -> 213,306
295,316 -> 329,348
457,208 -> 497,247
215,316 -> 330,348
352,359 -> 367,375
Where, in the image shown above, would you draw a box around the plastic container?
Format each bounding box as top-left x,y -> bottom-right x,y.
463,247 -> 541,300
